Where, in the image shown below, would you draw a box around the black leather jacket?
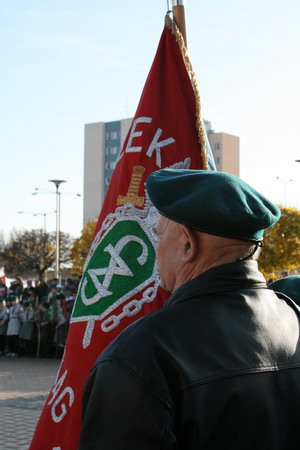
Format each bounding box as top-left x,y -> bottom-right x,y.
80,261 -> 300,449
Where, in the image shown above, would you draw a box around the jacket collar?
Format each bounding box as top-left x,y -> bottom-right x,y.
165,260 -> 267,307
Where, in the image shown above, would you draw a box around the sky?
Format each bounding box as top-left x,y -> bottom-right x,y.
1,0 -> 300,241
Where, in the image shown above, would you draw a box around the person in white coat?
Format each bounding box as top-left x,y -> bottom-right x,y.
6,296 -> 23,357
0,299 -> 9,355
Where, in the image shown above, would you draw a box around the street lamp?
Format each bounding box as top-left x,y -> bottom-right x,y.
48,180 -> 66,282
32,183 -> 81,281
18,210 -> 55,232
276,176 -> 293,207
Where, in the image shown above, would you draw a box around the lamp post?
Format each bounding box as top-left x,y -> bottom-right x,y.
276,176 -> 293,207
32,183 -> 81,281
18,210 -> 55,232
49,180 -> 66,282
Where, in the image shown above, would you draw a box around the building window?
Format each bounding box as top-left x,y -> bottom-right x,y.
105,146 -> 119,155
105,161 -> 117,170
105,176 -> 111,185
110,131 -> 118,140
106,131 -> 119,140
214,142 -> 220,150
215,156 -> 220,164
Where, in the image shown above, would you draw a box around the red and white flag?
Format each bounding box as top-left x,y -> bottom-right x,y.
30,14 -> 212,450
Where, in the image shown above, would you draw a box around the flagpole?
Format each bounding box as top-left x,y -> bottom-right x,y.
172,0 -> 187,47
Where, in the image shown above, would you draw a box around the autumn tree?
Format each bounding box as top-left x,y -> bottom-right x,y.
258,206 -> 300,279
1,229 -> 74,278
70,219 -> 97,275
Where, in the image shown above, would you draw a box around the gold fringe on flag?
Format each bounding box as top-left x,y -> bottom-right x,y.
165,14 -> 209,171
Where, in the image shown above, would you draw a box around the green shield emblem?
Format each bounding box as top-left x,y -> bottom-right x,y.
72,218 -> 156,322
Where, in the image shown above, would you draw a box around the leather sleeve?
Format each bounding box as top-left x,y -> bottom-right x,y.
79,360 -> 179,450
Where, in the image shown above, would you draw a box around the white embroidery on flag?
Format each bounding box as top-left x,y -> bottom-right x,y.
146,128 -> 175,167
48,370 -> 75,423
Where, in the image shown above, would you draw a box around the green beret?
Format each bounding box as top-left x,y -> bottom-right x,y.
146,169 -> 280,242
268,276 -> 300,306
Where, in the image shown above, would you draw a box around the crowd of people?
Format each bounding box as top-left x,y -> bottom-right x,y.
0,275 -> 80,358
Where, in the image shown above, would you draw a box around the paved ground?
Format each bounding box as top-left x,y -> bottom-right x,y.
0,356 -> 61,449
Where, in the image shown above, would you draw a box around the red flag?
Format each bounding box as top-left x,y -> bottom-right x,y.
30,15 -> 210,450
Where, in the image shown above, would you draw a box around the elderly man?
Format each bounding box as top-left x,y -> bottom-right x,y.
79,169 -> 300,450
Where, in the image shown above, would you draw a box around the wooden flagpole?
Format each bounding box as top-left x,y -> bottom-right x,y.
169,0 -> 210,171
172,0 -> 187,47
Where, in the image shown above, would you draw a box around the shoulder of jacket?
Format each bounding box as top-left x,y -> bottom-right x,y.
99,307 -> 171,361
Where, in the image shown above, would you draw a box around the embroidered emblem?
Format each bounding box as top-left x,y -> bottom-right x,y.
117,165 -> 145,207
73,215 -> 157,317
71,157 -> 191,349
71,203 -> 159,348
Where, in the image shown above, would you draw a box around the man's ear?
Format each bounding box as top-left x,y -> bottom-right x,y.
180,225 -> 199,262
